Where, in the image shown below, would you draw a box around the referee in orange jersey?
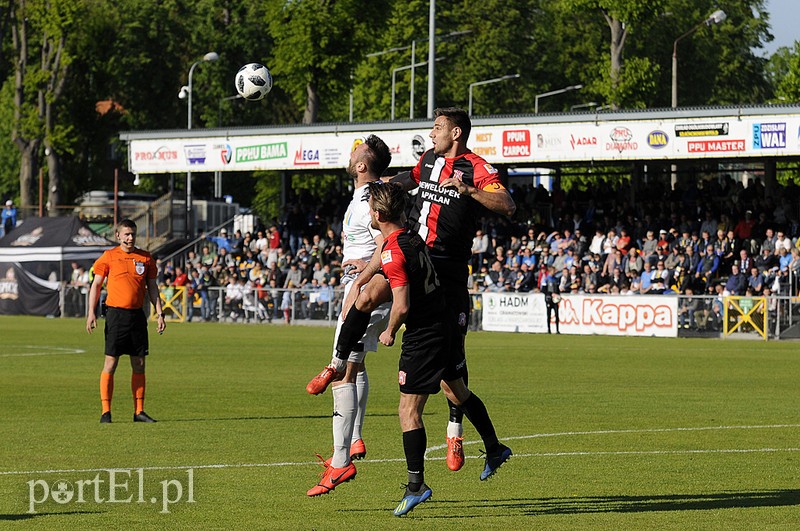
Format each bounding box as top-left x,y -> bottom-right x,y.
86,219 -> 166,423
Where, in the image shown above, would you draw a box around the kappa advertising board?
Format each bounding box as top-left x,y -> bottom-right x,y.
129,131 -> 431,173
482,293 -> 678,338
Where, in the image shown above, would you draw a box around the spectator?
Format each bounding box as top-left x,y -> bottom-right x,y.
733,211 -> 755,242
471,229 -> 490,271
224,276 -> 245,320
747,266 -> 765,295
207,228 -> 233,253
266,225 -> 282,266
649,260 -> 670,294
641,230 -> 659,265
2,200 -> 17,237
639,261 -> 654,294
723,263 -> 746,296
677,287 -> 700,329
512,263 -> 536,292
200,245 -> 217,268
775,230 -> 792,254
695,244 -> 720,290
761,227 -> 777,254
186,250 -> 201,269
624,248 -> 644,277
231,229 -> 245,257
588,227 -> 605,256
283,262 -> 303,289
615,228 -> 631,256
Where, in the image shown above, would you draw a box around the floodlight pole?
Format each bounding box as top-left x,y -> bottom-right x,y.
181,51 -> 218,238
534,84 -> 584,114
468,74 -> 520,116
427,0 -> 436,118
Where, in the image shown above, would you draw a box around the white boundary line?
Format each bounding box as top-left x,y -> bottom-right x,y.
426,423 -> 800,452
0,345 -> 86,358
2,423 -> 799,477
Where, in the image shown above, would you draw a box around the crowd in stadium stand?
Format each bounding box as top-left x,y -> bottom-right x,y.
160,176 -> 800,322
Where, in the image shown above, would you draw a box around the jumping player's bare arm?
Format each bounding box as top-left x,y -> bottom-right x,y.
378,284 -> 409,347
439,178 -> 516,217
341,234 -> 388,320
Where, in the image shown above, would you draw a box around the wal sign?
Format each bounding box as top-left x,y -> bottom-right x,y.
753,123 -> 786,149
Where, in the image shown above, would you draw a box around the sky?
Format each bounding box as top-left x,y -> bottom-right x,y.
763,0 -> 799,56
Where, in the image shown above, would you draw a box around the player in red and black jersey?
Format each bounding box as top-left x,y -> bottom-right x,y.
393,107 -> 515,469
368,182 -> 511,516
343,108 -> 516,473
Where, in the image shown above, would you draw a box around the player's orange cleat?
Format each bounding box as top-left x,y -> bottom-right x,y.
446,436 -> 464,471
313,453 -> 332,468
350,438 -> 366,460
306,365 -> 339,395
306,461 -> 357,496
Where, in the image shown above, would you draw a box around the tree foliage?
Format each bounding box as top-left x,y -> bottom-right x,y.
0,0 -> 792,212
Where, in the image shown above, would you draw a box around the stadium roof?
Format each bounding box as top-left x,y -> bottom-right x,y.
120,104 -> 800,174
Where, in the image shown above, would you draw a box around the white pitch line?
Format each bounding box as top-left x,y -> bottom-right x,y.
508,448 -> 800,458
426,423 -> 800,453
0,346 -> 85,358
3,424 -> 799,477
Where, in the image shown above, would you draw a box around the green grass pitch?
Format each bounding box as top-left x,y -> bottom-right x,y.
1,315 -> 799,529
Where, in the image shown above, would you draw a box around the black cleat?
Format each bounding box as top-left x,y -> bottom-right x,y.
133,411 -> 157,423
480,444 -> 512,481
100,412 -> 112,423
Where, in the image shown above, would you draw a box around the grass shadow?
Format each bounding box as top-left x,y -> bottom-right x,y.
0,510 -> 100,521
168,412 -> 398,422
421,490 -> 800,517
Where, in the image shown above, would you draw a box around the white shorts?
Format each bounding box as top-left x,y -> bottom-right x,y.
331,278 -> 390,364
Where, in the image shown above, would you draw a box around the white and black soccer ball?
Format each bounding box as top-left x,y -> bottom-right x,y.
235,63 -> 273,101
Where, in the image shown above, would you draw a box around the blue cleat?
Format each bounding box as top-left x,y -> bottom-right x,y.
393,484 -> 432,516
480,444 -> 512,481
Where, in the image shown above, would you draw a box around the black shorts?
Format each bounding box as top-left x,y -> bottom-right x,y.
105,307 -> 149,357
431,257 -> 470,381
399,323 -> 448,395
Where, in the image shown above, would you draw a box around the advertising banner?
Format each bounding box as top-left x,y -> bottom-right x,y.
0,263 -> 60,316
127,112 -> 800,174
482,293 -> 678,338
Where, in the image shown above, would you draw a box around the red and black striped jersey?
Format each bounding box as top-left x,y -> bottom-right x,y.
380,227 -> 445,330
409,149 -> 504,262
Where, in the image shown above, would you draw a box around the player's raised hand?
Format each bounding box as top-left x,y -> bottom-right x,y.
379,330 -> 395,347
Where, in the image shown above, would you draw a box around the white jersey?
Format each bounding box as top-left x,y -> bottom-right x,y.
341,184 -> 380,264
332,182 -> 390,361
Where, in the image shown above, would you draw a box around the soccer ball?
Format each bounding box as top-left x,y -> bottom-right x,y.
235,63 -> 273,101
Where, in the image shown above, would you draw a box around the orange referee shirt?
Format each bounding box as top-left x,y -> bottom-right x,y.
92,247 -> 157,310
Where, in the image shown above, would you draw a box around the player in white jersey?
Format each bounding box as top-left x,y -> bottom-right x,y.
305,135 -> 393,496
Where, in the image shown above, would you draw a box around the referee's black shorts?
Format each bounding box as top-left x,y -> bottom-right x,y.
398,323 -> 447,395
104,307 -> 149,357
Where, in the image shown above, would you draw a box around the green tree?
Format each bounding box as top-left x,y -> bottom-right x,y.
268,0 -> 390,124
558,0 -> 666,109
769,42 -> 800,100
10,0 -> 84,212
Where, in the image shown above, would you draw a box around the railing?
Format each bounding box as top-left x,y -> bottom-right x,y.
63,285 -> 343,326
59,287 -> 800,340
